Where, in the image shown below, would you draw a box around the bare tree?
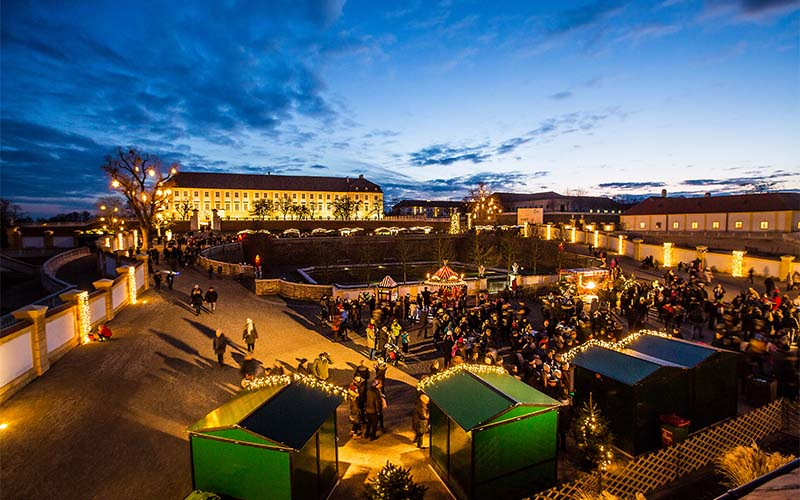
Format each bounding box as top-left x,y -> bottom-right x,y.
524,228 -> 546,274
465,183 -> 501,224
101,148 -> 177,250
359,241 -> 375,284
433,235 -> 454,267
250,199 -> 274,220
96,195 -> 130,233
499,233 -> 521,272
276,198 -> 294,220
333,197 -> 360,220
469,232 -> 495,275
396,237 -> 415,283
175,200 -> 193,220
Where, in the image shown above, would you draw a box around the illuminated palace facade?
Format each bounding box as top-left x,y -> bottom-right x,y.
164,172 -> 384,221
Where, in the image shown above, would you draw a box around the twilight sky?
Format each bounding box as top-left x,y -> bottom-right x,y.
1,0 -> 799,217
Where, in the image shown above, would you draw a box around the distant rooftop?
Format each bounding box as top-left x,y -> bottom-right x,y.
170,171 -> 382,193
624,192 -> 800,216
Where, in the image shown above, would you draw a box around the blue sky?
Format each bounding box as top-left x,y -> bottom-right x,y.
1,0 -> 798,217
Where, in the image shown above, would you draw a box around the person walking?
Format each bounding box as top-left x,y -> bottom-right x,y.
208,264 -> 213,280
366,320 -> 377,360
153,270 -> 162,290
412,393 -> 430,448
190,284 -> 204,316
242,318 -> 258,352
364,380 -> 382,441
204,286 -> 218,313
166,271 -> 175,290
212,329 -> 227,367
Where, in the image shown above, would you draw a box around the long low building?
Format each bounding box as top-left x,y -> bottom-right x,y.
621,192 -> 800,233
165,172 -> 383,223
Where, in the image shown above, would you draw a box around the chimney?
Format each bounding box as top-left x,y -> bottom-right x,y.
346,176 -> 350,184
661,189 -> 667,198
704,192 -> 711,197
359,174 -> 364,179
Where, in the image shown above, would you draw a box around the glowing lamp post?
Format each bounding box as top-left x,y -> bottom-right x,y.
77,291 -> 91,344
570,226 -> 577,243
663,242 -> 673,267
546,224 -> 552,240
732,250 -> 746,277
593,230 -> 600,249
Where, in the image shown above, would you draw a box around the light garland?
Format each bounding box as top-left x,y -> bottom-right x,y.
732,250 -> 746,277
593,230 -> 599,248
563,329 -> 673,363
663,242 -> 673,268
127,266 -> 137,304
450,212 -> 460,234
618,235 -> 625,255
571,227 -> 577,243
117,232 -> 123,250
417,363 -> 507,392
243,373 -> 349,397
77,291 -> 92,344
546,224 -> 552,240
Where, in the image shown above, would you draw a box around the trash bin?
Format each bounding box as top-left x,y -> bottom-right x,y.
659,414 -> 691,447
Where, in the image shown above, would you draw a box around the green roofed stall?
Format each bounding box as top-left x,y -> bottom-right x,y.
422,366 -> 561,500
572,345 -> 692,455
187,380 -> 342,500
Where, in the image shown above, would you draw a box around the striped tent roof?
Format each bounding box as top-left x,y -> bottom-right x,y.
425,262 -> 466,287
376,275 -> 398,288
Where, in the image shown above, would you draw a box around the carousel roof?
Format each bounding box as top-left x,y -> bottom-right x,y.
377,275 -> 398,288
425,262 -> 466,287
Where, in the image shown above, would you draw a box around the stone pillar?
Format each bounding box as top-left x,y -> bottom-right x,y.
93,279 -> 115,321
12,305 -> 50,375
780,255 -> 796,282
633,238 -> 644,261
136,255 -> 150,292
696,246 -> 708,270
211,209 -> 221,231
190,209 -> 200,231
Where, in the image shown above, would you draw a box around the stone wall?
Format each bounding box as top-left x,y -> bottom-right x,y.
254,279 -> 332,300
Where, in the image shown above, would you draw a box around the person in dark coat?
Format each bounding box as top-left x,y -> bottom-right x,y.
364,380 -> 382,440
204,287 -> 218,313
153,270 -> 162,290
190,284 -> 204,315
348,383 -> 363,438
212,329 -> 227,367
296,358 -> 310,376
165,271 -> 175,289
242,318 -> 258,352
412,393 -> 431,448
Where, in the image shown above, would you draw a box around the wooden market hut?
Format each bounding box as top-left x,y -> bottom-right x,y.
422,366 -> 561,500
375,275 -> 398,302
572,346 -> 692,455
626,335 -> 739,429
424,262 -> 467,299
188,379 -> 342,500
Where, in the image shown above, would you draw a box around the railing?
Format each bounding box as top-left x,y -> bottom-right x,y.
529,398 -> 799,500
41,247 -> 90,293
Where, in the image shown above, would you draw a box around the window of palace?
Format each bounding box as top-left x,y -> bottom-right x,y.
204,202 -> 210,210
234,203 -> 239,211
215,202 -> 220,209
672,221 -> 679,229
292,193 -> 297,199
215,192 -> 220,198
274,193 -> 279,199
639,222 -> 646,229
712,221 -> 720,229
327,194 -> 331,200
760,221 -> 769,230
691,222 -> 699,229
194,191 -> 199,198
225,192 -> 230,198
193,202 -> 199,209
254,192 -> 259,199
204,192 -> 209,198
243,192 -> 248,198
225,202 -> 230,211
183,191 -> 189,197
734,221 -> 743,229
243,202 -> 248,211
655,222 -> 662,229
355,194 -> 359,200
301,193 -> 306,199
234,192 -> 239,198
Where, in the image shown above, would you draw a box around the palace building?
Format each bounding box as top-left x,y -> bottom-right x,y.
164,172 -> 383,221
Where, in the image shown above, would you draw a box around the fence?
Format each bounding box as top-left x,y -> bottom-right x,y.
530,398 -> 799,500
40,247 -> 90,293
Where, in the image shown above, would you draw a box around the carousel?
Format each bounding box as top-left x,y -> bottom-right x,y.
376,275 -> 399,302
424,261 -> 467,300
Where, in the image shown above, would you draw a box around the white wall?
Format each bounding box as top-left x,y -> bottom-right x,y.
45,311 -> 76,353
53,236 -> 74,248
90,295 -> 106,325
22,236 -> 44,248
0,332 -> 34,386
135,266 -> 145,292
112,282 -> 127,309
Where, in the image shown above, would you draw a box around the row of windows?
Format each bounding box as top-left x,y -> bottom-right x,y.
173,202 -> 382,211
175,190 -> 380,202
637,221 -> 769,230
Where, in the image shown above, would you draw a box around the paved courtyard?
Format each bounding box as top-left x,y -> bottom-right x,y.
0,265 -> 452,500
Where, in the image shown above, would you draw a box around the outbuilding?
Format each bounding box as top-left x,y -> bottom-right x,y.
572,345 -> 692,455
421,365 -> 561,500
188,377 -> 342,500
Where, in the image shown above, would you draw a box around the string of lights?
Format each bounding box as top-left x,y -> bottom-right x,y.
417,363 -> 507,392
127,266 -> 137,305
562,329 -> 674,362
77,291 -> 92,344
242,373 -> 349,397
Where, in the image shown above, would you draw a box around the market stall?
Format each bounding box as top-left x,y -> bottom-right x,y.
375,275 -> 398,302
421,365 -> 560,500
424,261 -> 467,299
572,345 -> 692,455
188,377 -> 343,500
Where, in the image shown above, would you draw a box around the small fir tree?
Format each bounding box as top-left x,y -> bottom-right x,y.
363,461 -> 427,500
573,394 -> 614,471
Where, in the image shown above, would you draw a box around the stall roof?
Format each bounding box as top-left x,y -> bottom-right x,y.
376,275 -> 398,288
423,368 -> 559,431
189,381 -> 343,450
573,346 -> 684,386
627,335 -> 725,368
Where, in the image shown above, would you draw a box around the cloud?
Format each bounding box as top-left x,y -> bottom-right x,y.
409,143 -> 492,167
550,90 -> 573,100
380,171 -> 542,206
597,181 -> 667,189
309,164 -> 329,169
615,24 -> 681,43
700,0 -> 800,21
548,0 -> 626,35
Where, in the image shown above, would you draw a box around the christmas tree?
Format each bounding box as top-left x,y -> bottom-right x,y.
572,394 -> 614,471
363,461 -> 427,500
